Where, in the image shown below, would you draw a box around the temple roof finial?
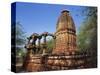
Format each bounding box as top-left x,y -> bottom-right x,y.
61,10 -> 69,13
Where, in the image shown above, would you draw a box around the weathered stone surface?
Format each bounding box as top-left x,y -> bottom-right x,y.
53,10 -> 77,54
23,54 -> 94,72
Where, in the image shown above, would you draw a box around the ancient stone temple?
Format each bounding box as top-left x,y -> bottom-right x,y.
53,10 -> 77,54
23,10 -> 94,72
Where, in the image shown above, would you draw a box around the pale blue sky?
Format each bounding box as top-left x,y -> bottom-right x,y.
15,2 -> 86,36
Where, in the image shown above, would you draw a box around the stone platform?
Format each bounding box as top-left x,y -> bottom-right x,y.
23,53 -> 96,72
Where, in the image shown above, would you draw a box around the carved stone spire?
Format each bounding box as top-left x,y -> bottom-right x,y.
56,10 -> 75,32
53,10 -> 77,54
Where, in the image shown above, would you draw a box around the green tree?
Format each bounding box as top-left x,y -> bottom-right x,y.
77,7 -> 97,55
12,22 -> 26,56
46,39 -> 54,54
38,39 -> 54,54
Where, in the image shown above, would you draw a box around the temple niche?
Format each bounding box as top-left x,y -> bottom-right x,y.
53,10 -> 77,55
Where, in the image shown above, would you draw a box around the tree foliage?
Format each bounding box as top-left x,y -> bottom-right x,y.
46,39 -> 54,54
16,22 -> 26,45
12,22 -> 26,56
37,39 -> 54,54
77,7 -> 97,54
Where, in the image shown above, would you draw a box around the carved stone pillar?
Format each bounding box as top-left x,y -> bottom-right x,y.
42,35 -> 47,55
25,37 -> 34,57
32,38 -> 37,54
37,36 -> 42,52
38,39 -> 41,47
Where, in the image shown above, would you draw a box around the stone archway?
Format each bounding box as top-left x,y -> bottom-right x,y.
25,32 -> 55,56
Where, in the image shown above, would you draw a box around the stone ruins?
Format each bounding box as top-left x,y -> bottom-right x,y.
23,10 -> 96,72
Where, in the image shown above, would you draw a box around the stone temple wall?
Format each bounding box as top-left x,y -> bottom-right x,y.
23,53 -> 95,72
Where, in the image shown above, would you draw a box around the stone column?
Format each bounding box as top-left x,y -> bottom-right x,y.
38,39 -> 41,47
37,37 -> 41,53
25,37 -> 34,57
44,36 -> 46,45
31,36 -> 37,54
42,35 -> 47,55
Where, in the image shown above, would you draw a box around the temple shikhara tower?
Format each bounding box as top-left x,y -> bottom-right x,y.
53,10 -> 77,54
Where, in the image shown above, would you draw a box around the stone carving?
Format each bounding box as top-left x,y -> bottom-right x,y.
53,10 -> 77,55
25,32 -> 55,55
